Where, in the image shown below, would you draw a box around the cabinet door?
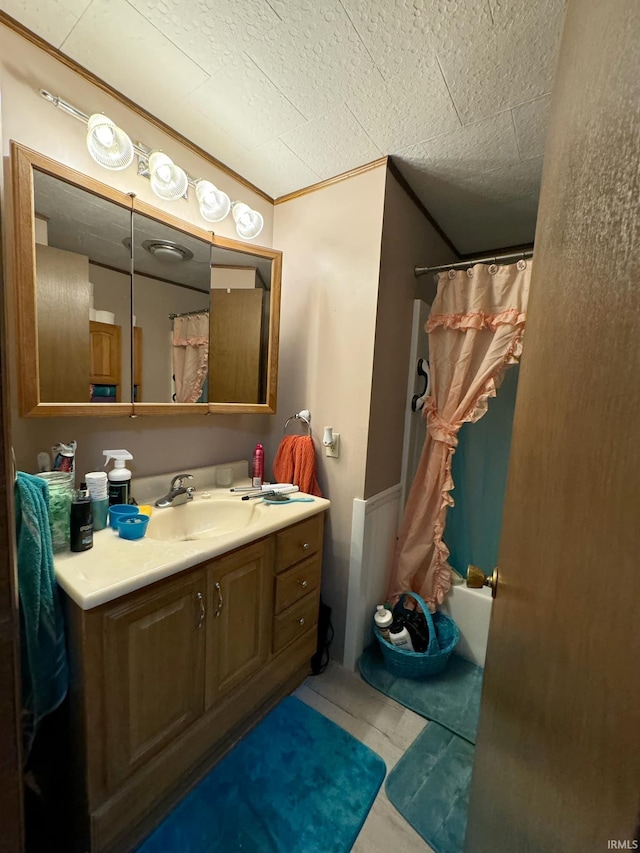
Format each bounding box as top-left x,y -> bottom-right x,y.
206,539 -> 272,708
90,320 -> 121,393
103,569 -> 206,789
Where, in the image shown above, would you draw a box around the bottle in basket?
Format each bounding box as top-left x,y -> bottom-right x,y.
374,605 -> 393,640
388,619 -> 414,651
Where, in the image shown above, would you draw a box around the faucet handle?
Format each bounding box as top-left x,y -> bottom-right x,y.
171,473 -> 194,489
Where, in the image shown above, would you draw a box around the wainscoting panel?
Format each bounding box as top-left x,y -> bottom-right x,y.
343,484 -> 401,671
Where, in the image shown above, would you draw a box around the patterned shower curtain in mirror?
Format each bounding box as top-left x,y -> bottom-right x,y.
172,313 -> 209,403
387,262 -> 531,611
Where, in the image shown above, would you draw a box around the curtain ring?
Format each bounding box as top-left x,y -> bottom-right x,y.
488,263 -> 498,275
466,267 -> 473,277
448,269 -> 456,279
517,258 -> 527,271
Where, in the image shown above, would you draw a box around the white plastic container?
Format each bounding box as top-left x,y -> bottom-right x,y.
388,623 -> 414,652
374,605 -> 393,641
104,449 -> 133,506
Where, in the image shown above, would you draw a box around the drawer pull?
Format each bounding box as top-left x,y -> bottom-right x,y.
299,617 -> 305,626
302,542 -> 309,550
196,591 -> 205,629
298,580 -> 308,589
214,582 -> 223,617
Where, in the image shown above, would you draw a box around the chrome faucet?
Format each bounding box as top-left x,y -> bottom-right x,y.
155,474 -> 196,508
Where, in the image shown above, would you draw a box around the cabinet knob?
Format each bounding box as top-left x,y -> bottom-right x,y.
298,617 -> 305,626
298,580 -> 308,589
302,543 -> 309,550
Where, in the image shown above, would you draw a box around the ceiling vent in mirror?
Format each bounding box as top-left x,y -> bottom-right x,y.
142,240 -> 194,264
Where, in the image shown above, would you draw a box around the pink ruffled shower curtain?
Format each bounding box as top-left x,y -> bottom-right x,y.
387,262 -> 531,610
172,313 -> 209,403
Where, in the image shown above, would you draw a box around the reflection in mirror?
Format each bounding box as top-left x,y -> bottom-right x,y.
132,212 -> 211,404
209,246 -> 272,404
32,169 -> 132,403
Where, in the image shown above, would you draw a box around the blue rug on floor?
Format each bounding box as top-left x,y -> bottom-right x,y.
386,722 -> 474,853
359,644 -> 483,744
136,695 -> 386,853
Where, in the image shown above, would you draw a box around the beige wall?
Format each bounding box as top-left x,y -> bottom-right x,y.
210,267 -> 256,289
1,23 -> 274,480
271,165 -> 387,659
364,170 -> 458,498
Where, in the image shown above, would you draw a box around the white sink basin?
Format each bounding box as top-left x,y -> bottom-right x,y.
145,499 -> 267,542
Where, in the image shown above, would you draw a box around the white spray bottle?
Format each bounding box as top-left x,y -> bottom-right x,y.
104,449 -> 133,506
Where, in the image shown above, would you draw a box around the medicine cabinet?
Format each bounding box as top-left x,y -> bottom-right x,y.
11,142 -> 281,417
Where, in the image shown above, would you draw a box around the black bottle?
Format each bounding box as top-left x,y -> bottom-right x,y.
70,482 -> 93,552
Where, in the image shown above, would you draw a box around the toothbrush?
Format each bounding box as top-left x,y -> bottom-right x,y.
242,485 -> 299,500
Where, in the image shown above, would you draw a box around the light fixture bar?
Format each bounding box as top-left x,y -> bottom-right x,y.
39,88 -> 261,238
39,89 -> 89,123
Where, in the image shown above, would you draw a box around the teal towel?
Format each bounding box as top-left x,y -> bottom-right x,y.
15,472 -> 68,753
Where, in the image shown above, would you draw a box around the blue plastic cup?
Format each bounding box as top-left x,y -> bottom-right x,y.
118,514 -> 150,540
109,504 -> 138,529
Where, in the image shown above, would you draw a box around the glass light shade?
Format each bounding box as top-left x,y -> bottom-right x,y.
231,202 -> 264,240
86,114 -> 134,171
148,152 -> 189,201
195,180 -> 231,222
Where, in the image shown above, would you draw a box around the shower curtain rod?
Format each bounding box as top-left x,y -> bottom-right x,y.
168,308 -> 209,319
415,248 -> 534,277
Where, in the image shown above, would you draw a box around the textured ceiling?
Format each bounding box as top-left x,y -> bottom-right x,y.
4,0 -> 566,254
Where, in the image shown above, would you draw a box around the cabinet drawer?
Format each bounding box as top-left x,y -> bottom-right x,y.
275,554 -> 321,614
273,592 -> 319,654
275,515 -> 324,573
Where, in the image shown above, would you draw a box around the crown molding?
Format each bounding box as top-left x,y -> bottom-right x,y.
274,157 -> 388,204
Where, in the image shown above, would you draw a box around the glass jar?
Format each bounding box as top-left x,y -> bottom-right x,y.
37,471 -> 74,553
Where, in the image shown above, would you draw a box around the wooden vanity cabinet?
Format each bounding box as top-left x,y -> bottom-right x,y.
65,512 -> 324,852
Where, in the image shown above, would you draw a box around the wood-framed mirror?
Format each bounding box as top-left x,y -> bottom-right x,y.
11,143 -> 282,417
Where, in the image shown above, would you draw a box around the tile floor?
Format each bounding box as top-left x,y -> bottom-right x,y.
293,661 -> 435,852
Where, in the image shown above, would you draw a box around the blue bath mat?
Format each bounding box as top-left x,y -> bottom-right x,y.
359,644 -> 483,744
386,722 -> 474,853
136,695 -> 385,853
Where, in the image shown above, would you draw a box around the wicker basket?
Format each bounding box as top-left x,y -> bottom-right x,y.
375,592 -> 459,679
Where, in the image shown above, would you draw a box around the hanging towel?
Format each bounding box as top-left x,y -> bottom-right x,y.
273,435 -> 323,497
15,472 -> 68,754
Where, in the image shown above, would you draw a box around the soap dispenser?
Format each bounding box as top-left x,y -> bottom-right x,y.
103,449 -> 133,506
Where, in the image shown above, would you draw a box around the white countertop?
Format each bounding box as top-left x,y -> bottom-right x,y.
55,486 -> 330,611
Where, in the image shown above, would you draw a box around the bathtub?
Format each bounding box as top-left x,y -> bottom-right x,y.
440,583 -> 493,668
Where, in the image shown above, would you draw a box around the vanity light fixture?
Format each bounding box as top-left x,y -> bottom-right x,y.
231,202 -> 264,240
195,180 -> 231,223
39,89 -> 266,239
86,114 -> 134,170
148,152 -> 189,201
